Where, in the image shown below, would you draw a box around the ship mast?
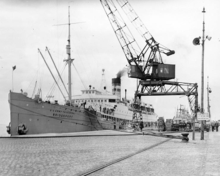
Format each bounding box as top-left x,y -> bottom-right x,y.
65,6 -> 74,105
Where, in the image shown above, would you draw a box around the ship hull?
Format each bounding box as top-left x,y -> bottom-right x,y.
8,91 -> 104,136
8,91 -> 158,135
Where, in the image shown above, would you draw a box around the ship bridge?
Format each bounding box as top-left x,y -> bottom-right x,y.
71,88 -> 119,106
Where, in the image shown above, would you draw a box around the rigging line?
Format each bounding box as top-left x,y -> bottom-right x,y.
46,65 -> 65,100
72,63 -> 87,90
48,61 -> 68,101
71,63 -> 112,114
71,63 -> 94,102
45,74 -> 56,100
38,49 -> 67,102
46,82 -> 57,101
46,63 -> 67,101
25,50 -> 41,94
46,78 -> 56,101
31,81 -> 37,99
71,62 -> 104,111
46,47 -> 69,95
45,54 -> 58,100
46,66 -> 62,100
25,77 -> 35,95
38,49 -> 43,91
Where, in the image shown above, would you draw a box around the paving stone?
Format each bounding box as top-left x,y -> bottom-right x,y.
0,131 -> 219,176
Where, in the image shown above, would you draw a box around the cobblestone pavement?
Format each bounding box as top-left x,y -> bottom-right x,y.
0,131 -> 219,176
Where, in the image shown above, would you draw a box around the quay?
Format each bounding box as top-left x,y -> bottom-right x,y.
0,129 -> 220,176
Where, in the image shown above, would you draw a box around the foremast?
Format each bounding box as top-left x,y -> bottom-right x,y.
65,6 -> 74,105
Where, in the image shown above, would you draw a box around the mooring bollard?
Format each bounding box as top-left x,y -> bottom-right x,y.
181,132 -> 189,142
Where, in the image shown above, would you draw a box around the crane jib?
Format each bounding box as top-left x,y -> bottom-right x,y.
100,0 -> 175,81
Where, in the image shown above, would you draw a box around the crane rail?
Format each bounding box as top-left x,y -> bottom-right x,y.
77,138 -> 171,176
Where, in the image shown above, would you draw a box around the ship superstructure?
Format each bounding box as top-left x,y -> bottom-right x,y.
72,74 -> 157,130
173,105 -> 191,123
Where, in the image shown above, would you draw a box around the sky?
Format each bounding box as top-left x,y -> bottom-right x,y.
0,0 -> 220,125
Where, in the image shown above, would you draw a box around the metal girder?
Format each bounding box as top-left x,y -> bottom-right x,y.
137,80 -> 197,96
135,80 -> 198,114
135,80 -> 198,140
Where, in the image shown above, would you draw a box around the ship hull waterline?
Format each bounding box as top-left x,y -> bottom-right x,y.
8,91 -> 107,136
8,91 -> 157,136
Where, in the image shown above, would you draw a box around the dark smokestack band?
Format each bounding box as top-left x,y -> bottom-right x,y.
112,78 -> 121,84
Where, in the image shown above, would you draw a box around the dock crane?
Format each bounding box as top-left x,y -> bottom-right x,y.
101,0 -> 199,140
101,0 -> 175,119
100,0 -> 175,81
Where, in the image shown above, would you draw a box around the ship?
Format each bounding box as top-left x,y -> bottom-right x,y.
173,105 -> 191,123
71,69 -> 158,130
7,71 -> 158,135
7,8 -> 157,136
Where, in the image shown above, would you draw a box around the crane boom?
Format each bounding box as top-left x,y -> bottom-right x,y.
100,0 -> 142,64
116,0 -> 152,41
101,0 -> 175,81
116,0 -> 175,56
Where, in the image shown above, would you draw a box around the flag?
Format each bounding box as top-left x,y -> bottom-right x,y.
12,66 -> 16,71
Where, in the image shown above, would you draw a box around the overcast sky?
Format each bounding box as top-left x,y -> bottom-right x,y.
0,0 -> 220,125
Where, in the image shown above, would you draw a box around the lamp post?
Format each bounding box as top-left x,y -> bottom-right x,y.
200,7 -> 206,140
193,7 -> 211,140
207,76 -> 211,120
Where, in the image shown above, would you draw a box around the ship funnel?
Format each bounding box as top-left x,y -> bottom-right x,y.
112,78 -> 121,100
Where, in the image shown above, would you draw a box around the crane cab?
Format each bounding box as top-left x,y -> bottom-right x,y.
128,64 -> 175,80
